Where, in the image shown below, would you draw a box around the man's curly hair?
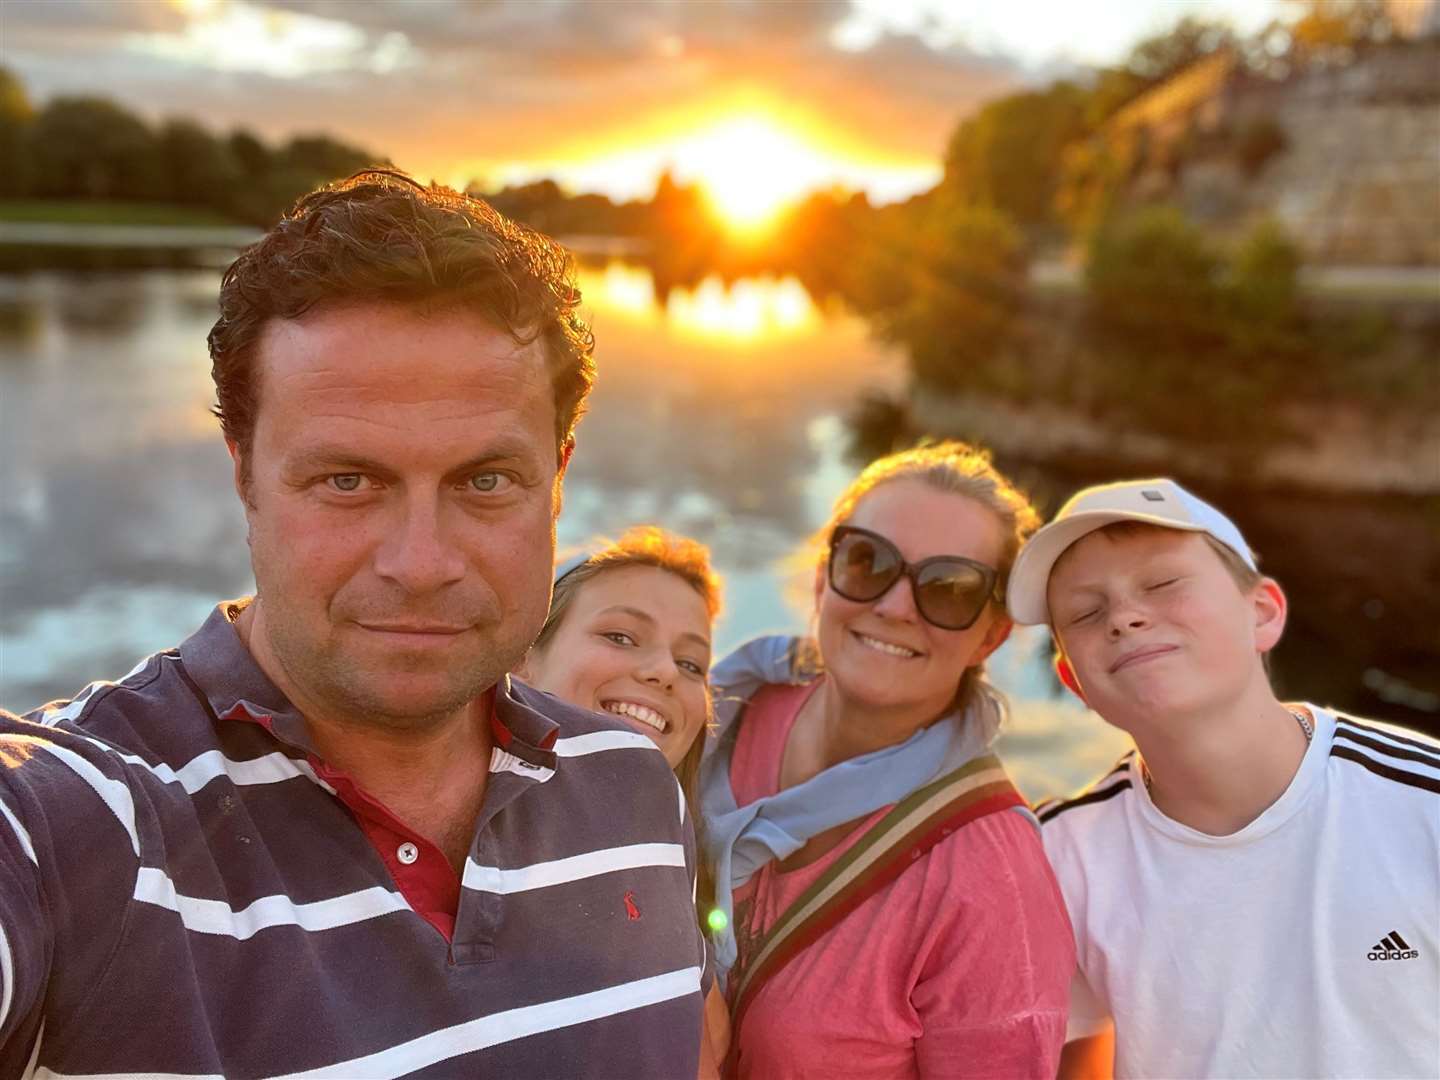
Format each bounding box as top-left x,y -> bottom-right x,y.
208,169 -> 595,477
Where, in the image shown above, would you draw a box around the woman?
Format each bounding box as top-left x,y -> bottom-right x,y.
700,442 -> 1073,1078
520,525 -> 731,1072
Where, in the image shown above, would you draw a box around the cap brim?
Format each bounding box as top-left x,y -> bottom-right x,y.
1006,510 -> 1210,626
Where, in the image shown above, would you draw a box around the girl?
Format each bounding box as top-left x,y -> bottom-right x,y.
521,525 -> 730,1071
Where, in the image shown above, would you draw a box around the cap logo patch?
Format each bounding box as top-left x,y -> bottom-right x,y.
1141,490 -> 1165,502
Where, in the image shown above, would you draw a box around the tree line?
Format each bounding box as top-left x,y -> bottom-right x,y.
0,68 -> 380,226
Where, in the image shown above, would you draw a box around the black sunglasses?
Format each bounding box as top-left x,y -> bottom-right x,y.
827,525 -> 1000,631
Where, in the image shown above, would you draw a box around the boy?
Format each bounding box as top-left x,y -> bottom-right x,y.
1006,478 -> 1439,1079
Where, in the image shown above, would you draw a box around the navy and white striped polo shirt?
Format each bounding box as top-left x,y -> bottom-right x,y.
0,603 -> 709,1077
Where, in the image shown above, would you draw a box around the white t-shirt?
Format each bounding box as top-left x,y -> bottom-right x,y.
1041,705 -> 1440,1079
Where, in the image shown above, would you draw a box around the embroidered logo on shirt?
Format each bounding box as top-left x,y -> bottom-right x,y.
624,890 -> 641,921
1368,931 -> 1419,961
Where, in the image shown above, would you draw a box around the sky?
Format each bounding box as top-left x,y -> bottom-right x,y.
4,0 -> 1292,208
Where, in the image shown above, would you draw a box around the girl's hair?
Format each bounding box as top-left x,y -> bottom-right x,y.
798,440 -> 1040,717
531,525 -> 722,917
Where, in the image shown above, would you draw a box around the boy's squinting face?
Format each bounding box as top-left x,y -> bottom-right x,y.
1047,528 -> 1282,728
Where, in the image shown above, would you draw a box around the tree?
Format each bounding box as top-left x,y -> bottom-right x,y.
1123,16 -> 1237,84
1082,67 -> 1148,130
1289,0 -> 1394,58
228,129 -> 272,179
28,97 -> 165,200
280,134 -> 378,183
0,67 -> 34,197
858,196 -> 1028,395
158,119 -> 242,206
943,82 -> 1088,229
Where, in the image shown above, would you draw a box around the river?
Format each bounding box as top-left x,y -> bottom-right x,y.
1,263 -> 1430,805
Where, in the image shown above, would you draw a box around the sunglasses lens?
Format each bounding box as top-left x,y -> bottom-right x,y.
914,562 -> 992,629
830,531 -> 902,602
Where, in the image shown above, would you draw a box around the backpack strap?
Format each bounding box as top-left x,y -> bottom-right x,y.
727,752 -> 1028,1049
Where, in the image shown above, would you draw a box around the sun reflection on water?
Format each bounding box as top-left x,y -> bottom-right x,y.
584,262 -> 657,322
582,261 -> 820,343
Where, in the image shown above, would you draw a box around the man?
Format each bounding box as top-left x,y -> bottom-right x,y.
0,171 -> 711,1075
1006,478 -> 1439,1079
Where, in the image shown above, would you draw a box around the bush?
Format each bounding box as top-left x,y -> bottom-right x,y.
1082,207 -> 1313,454
1086,205 -> 1224,354
1228,219 -> 1302,329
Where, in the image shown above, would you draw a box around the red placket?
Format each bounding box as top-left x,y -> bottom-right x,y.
221,703 -> 466,941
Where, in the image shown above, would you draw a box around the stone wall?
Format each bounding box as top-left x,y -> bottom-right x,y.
1225,45 -> 1440,264
1109,43 -> 1440,265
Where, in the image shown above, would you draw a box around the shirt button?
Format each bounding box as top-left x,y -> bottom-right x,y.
397,842 -> 419,865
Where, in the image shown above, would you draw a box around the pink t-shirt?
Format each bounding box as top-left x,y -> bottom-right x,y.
727,682 -> 1073,1079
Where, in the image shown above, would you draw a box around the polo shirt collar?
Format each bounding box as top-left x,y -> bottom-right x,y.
492,677 -> 561,767
178,601 -> 312,748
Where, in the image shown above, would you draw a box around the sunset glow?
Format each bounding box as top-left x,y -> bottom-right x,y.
457,101 -> 941,230
674,115 -> 841,233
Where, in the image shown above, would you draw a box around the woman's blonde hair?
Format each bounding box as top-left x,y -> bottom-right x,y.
799,440 -> 1040,716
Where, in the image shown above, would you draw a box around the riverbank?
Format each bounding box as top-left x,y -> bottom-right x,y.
0,202 -> 260,270
911,390 -> 1440,496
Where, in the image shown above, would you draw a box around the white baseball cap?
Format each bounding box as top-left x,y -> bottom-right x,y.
1006,478 -> 1256,626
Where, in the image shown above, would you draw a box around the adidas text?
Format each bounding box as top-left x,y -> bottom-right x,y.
1368,949 -> 1419,961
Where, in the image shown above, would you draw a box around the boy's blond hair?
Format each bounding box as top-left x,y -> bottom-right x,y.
1051,520 -> 1263,593
1049,520 -> 1274,675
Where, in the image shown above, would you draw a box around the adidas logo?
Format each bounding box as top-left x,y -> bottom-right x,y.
1367,931 -> 1419,962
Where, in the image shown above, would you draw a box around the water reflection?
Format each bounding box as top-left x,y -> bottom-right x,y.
0,265 -> 1129,799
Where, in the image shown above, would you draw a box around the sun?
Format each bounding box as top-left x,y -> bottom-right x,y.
673,114 -> 837,234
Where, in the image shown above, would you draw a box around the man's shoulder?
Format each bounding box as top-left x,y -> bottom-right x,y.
503,681 -> 689,847
17,650 -> 179,728
0,647 -> 222,809
1324,709 -> 1440,813
6,648 -> 214,758
506,679 -> 672,774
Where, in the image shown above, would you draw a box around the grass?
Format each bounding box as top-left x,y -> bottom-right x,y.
0,200 -> 243,228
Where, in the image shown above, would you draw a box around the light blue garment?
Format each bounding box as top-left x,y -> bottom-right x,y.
698,634 -> 1005,981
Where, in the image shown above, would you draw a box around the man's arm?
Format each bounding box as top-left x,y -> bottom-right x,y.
0,766 -> 51,1053
0,715 -> 139,1062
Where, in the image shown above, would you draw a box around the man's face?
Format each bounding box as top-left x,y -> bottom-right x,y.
1047,527 -> 1278,731
236,303 -> 565,729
